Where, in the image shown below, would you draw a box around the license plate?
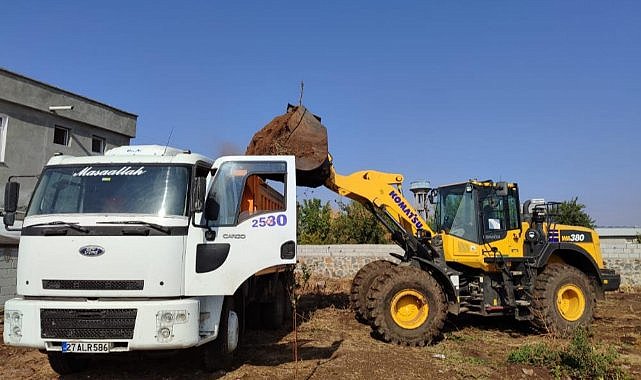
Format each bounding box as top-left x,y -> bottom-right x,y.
61,342 -> 111,353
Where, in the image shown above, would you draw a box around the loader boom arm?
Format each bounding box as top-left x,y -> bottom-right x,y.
325,165 -> 435,238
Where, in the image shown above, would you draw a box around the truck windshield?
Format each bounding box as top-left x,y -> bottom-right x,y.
27,165 -> 190,217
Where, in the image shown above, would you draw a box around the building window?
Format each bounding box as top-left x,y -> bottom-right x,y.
92,135 -> 105,154
53,126 -> 70,146
0,114 -> 7,162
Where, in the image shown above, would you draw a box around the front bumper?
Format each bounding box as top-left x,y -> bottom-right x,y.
600,269 -> 621,292
3,297 -> 202,351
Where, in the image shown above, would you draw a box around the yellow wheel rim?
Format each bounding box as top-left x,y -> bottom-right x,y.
556,284 -> 586,321
390,289 -> 429,329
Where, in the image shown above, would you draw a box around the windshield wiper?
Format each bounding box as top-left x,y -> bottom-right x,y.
97,220 -> 171,234
27,221 -> 89,233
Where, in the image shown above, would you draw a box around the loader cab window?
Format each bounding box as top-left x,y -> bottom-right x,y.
436,184 -> 479,243
479,186 -> 520,242
205,161 -> 286,227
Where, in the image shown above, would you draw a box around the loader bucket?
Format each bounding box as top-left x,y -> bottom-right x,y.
246,104 -> 330,187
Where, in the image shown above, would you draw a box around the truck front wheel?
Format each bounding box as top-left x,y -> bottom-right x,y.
203,296 -> 239,371
367,265 -> 447,346
532,263 -> 596,335
47,352 -> 89,375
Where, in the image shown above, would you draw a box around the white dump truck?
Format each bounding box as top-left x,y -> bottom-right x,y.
2,145 -> 297,374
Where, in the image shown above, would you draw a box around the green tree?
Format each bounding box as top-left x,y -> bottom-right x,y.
556,197 -> 596,229
330,201 -> 390,244
297,198 -> 332,244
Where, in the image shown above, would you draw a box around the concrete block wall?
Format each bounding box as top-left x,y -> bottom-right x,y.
297,245 -> 404,278
601,242 -> 641,286
0,247 -> 18,308
299,244 -> 641,286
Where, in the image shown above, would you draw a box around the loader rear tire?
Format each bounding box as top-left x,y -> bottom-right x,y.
367,265 -> 447,346
350,260 -> 395,324
532,263 -> 595,336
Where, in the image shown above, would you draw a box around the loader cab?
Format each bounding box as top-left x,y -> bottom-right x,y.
435,181 -> 521,244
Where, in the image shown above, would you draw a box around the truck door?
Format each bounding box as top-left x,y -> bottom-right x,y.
184,156 -> 297,296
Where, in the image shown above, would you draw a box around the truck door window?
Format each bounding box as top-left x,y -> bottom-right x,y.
205,161 -> 287,227
238,176 -> 285,223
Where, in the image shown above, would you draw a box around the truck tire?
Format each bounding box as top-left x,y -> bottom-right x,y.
245,301 -> 261,329
532,263 -> 596,336
203,297 -> 239,371
350,260 -> 395,324
261,279 -> 286,329
367,265 -> 447,346
47,352 -> 89,375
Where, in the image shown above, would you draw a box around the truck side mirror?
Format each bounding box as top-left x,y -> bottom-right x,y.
191,177 -> 206,213
3,212 -> 15,227
204,198 -> 220,221
4,181 -> 20,227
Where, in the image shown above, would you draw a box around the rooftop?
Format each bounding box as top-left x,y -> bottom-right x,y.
0,67 -> 137,117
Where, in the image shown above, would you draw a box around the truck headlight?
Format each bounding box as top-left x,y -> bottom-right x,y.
176,312 -> 187,323
5,311 -> 23,343
161,312 -> 174,324
159,327 -> 171,339
155,310 -> 188,343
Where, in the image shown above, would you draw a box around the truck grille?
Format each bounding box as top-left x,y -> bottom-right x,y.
42,280 -> 144,290
41,309 -> 137,339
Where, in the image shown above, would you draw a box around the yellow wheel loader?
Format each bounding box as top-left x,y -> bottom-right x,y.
247,104 -> 621,345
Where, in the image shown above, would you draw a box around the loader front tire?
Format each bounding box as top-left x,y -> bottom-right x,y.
532,263 -> 595,336
350,260 -> 395,324
367,265 -> 447,346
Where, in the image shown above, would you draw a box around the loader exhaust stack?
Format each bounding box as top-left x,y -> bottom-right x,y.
245,104 -> 330,187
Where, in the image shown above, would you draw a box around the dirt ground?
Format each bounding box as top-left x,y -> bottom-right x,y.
1,279 -> 640,380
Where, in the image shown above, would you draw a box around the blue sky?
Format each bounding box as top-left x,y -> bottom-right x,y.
3,1 -> 640,226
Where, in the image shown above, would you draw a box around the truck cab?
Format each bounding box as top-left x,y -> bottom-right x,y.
3,145 -> 297,373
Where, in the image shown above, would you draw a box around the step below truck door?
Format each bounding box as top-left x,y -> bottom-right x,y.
185,156 -> 297,296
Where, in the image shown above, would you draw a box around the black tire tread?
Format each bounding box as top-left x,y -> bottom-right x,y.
367,265 -> 447,346
531,263 -> 596,336
47,352 -> 89,375
261,279 -> 286,329
350,260 -> 395,324
203,297 -> 236,371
